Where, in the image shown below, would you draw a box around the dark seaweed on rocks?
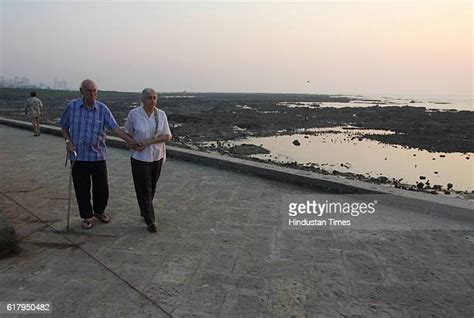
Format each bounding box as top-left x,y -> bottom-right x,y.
228,144 -> 270,156
1,88 -> 472,153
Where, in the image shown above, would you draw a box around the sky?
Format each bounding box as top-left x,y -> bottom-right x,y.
0,0 -> 472,97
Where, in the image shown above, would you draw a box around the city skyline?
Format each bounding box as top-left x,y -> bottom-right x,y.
0,75 -> 69,90
1,1 -> 472,97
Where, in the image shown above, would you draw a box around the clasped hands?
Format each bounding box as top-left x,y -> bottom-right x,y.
128,140 -> 146,151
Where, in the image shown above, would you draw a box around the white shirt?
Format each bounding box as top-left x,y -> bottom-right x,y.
123,106 -> 172,162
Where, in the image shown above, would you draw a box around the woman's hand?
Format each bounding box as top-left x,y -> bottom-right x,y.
129,141 -> 146,151
136,142 -> 146,151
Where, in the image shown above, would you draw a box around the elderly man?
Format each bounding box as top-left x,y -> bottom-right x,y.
24,91 -> 44,136
60,79 -> 137,229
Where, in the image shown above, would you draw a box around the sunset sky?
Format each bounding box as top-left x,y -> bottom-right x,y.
1,0 -> 472,97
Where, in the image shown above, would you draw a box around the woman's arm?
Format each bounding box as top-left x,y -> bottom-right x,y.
141,134 -> 172,146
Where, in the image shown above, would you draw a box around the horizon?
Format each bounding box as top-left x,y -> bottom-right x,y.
1,1 -> 472,97
2,83 -> 472,103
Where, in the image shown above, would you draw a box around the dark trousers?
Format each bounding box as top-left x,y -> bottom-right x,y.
130,158 -> 163,225
72,160 -> 109,219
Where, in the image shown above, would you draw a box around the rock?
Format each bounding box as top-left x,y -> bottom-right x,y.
419,176 -> 426,180
417,182 -> 424,190
228,144 -> 270,156
434,171 -> 438,174
0,214 -> 18,258
433,185 -> 443,190
292,139 -> 301,146
440,154 -> 446,158
447,183 -> 453,190
304,135 -> 309,139
376,176 -> 388,183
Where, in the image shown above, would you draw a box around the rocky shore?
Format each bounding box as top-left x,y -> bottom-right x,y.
1,88 -> 472,197
189,141 -> 473,200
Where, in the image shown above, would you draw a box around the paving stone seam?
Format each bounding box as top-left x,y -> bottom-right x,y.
16,224 -> 51,241
2,187 -> 44,194
166,241 -> 216,314
230,254 -> 239,274
1,192 -> 50,229
1,191 -> 173,317
269,226 -> 280,260
337,248 -> 357,298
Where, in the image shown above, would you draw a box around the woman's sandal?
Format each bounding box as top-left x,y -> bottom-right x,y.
94,213 -> 111,223
81,218 -> 94,229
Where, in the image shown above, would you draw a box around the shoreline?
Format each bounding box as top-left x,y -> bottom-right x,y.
180,141 -> 473,200
1,88 -> 472,198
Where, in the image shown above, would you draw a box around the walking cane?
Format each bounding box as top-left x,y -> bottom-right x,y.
65,151 -> 77,231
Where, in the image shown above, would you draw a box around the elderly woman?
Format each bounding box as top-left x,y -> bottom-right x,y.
124,88 -> 172,233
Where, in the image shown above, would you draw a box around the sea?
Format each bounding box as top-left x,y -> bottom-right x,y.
226,94 -> 473,192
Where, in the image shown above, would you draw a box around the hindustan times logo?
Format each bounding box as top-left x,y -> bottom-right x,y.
288,200 -> 377,217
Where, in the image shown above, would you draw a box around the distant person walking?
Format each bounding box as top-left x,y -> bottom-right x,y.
124,88 -> 172,233
24,91 -> 43,136
60,79 -> 138,229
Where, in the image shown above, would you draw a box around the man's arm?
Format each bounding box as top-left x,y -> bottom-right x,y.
61,128 -> 76,153
59,103 -> 74,152
105,107 -> 137,146
39,100 -> 44,117
113,127 -> 138,146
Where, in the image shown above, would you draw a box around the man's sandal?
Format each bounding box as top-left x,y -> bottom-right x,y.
94,213 -> 111,223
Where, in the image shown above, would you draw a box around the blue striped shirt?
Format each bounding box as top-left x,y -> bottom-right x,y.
60,98 -> 119,161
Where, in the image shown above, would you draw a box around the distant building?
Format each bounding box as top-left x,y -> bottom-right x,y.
53,78 -> 68,90
0,76 -> 69,90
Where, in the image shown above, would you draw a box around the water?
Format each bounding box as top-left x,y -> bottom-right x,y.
277,95 -> 473,111
224,127 -> 473,192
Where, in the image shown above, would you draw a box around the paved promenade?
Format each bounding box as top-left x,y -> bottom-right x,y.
0,125 -> 473,317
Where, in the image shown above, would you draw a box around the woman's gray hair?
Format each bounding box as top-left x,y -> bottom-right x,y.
141,88 -> 157,100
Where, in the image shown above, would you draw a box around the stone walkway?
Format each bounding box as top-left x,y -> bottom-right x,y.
0,125 -> 473,317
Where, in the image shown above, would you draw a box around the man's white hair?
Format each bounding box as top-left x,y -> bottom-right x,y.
80,79 -> 96,89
